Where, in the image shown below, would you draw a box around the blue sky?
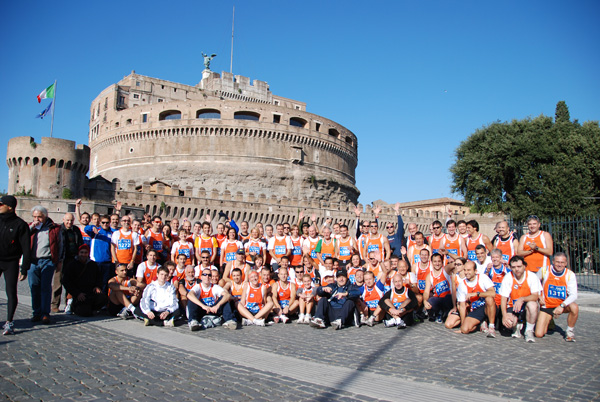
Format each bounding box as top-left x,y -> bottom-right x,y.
1,1 -> 598,206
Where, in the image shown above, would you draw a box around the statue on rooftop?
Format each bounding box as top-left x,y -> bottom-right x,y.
202,52 -> 217,71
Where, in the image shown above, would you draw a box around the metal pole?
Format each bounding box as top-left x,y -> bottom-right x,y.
49,80 -> 57,138
230,6 -> 235,73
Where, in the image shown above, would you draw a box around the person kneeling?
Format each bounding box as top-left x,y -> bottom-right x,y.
139,266 -> 179,327
379,273 -> 418,329
108,263 -> 142,319
62,245 -> 108,317
186,267 -> 237,331
456,261 -> 497,338
310,270 -> 360,330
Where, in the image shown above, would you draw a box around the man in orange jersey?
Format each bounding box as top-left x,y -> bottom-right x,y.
493,221 -> 519,264
186,267 -> 236,331
422,253 -> 453,322
499,256 -> 542,343
145,216 -> 167,264
362,219 -> 391,263
406,232 -> 431,268
465,220 -> 493,261
316,226 -> 338,266
108,263 -> 141,319
111,216 -> 139,277
516,215 -> 553,278
194,221 -> 218,265
379,273 -> 418,329
485,248 -> 511,330
535,252 -> 578,341
439,220 -> 467,262
337,224 -> 357,268
268,224 -> 293,272
456,260 -> 497,337
136,249 -> 160,290
428,220 -> 445,255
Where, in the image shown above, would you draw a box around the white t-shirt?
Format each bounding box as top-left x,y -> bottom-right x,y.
498,271 -> 542,299
474,256 -> 492,275
111,229 -> 140,246
456,274 -> 495,302
194,264 -> 218,277
267,235 -> 293,252
189,283 -> 224,301
136,261 -> 160,279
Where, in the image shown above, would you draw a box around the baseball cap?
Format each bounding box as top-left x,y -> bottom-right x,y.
0,195 -> 17,210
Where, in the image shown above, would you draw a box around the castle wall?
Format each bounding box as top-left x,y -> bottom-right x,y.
6,137 -> 90,199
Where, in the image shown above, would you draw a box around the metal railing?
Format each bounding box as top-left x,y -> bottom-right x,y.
509,216 -> 600,293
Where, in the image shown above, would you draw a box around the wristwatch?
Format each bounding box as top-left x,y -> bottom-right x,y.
560,303 -> 566,308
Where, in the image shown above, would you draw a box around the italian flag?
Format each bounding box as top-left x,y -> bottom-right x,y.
37,83 -> 55,103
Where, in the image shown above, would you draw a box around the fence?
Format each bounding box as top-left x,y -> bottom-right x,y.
509,215 -> 600,293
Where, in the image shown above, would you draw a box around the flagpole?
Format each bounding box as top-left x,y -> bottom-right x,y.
230,6 -> 235,73
50,80 -> 56,138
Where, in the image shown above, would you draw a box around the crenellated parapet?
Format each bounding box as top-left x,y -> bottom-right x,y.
6,137 -> 89,199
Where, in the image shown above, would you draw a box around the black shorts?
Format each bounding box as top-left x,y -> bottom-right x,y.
467,305 -> 487,322
108,301 -> 124,316
540,307 -> 556,315
507,307 -> 527,322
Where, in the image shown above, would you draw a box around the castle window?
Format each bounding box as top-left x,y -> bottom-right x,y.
173,88 -> 177,92
272,114 -> 281,124
158,99 -> 163,102
136,81 -> 140,87
133,94 -> 140,99
345,136 -> 352,145
329,128 -> 339,138
196,109 -> 221,119
274,100 -> 280,106
315,122 -> 321,132
234,111 -> 260,121
126,119 -> 132,125
294,105 -> 301,110
290,117 -> 306,128
159,110 -> 181,121
142,113 -> 148,123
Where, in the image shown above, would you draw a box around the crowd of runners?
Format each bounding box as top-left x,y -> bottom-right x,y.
0,195 -> 579,342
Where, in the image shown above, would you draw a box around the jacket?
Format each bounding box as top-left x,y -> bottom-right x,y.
30,217 -> 62,265
316,281 -> 361,309
0,211 -> 31,274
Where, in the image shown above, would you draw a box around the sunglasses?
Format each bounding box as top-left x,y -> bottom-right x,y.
101,221 -> 110,224
201,273 -> 209,277
433,226 -> 441,229
386,225 -> 394,229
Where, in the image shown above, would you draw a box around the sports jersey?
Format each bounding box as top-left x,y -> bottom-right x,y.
316,238 -> 336,260
302,236 -> 321,259
416,261 -> 432,293
244,283 -> 264,314
357,234 -> 368,260
443,234 -> 463,258
79,226 -> 91,247
136,261 -> 160,285
275,280 -> 292,308
362,280 -> 385,311
179,277 -> 198,292
215,233 -> 226,258
389,286 -> 410,309
147,230 -> 165,253
244,238 -> 266,263
347,266 -> 361,284
456,274 -> 494,311
221,239 -> 243,263
111,229 -> 139,264
498,271 -> 542,308
195,234 -> 218,258
428,269 -> 451,298
487,264 -> 510,306
190,283 -> 224,307
108,275 -> 133,297
289,236 -> 303,266
401,271 -> 418,289
466,234 -> 485,261
366,263 -> 382,278
494,233 -> 516,264
408,244 -> 429,266
338,237 -> 355,262
228,263 -> 248,282
268,235 -> 293,259
429,234 -> 445,255
230,282 -> 244,301
172,240 -> 194,265
540,266 -> 577,308
522,231 -> 550,273
364,234 -> 385,260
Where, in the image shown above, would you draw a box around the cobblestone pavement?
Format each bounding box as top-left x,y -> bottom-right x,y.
1,282 -> 599,401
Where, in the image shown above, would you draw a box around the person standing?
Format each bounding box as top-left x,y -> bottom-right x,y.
0,195 -> 31,335
52,213 -> 83,313
29,206 -> 63,324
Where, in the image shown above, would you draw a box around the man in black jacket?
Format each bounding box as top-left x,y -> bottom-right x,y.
0,195 -> 31,335
309,270 -> 361,330
52,213 -> 83,313
62,244 -> 107,317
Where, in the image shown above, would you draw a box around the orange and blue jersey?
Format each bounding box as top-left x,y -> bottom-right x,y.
429,270 -> 451,298
148,231 -> 165,253
494,233 -> 516,264
221,239 -> 242,262
276,280 -> 292,308
464,275 -> 487,311
290,237 -> 303,266
390,286 -> 409,309
199,285 -> 218,307
114,230 -> 136,264
488,264 -> 510,306
362,280 -> 385,311
365,234 -> 385,259
429,234 -> 445,255
230,282 -> 244,301
173,242 -> 194,265
523,231 -> 550,273
245,283 -> 264,314
543,268 -> 571,308
416,261 -> 432,293
196,235 -> 218,258
466,234 -> 484,261
443,234 -> 462,258
338,237 -> 354,262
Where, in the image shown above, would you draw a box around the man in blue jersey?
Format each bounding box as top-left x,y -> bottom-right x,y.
85,215 -> 114,293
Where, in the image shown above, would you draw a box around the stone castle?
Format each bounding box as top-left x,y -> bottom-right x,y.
6,69 -> 475,233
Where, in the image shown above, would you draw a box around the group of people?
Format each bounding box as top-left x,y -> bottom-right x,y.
0,195 -> 579,342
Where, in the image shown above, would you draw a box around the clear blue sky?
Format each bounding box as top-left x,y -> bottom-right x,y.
1,1 -> 598,206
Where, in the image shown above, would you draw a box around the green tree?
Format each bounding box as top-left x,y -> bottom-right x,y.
451,102 -> 600,220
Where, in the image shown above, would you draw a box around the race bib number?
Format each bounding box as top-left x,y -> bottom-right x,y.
275,245 -> 287,255
418,279 -> 426,291
339,246 -> 350,257
226,252 -> 236,261
152,240 -> 163,251
413,254 -> 421,264
366,300 -> 379,310
249,246 -> 260,254
547,284 -> 566,300
201,296 -> 216,307
467,250 -> 476,261
311,249 -> 317,259
292,246 -> 301,256
434,281 -> 450,297
280,299 -> 290,308
471,298 -> 485,311
447,249 -> 458,255
178,248 -> 190,258
502,254 -> 509,263
117,239 -> 131,250
201,247 -> 212,256
367,244 -> 380,253
246,302 -> 259,314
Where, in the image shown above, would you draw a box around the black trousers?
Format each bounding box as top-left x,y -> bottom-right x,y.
0,260 -> 20,322
315,298 -> 355,326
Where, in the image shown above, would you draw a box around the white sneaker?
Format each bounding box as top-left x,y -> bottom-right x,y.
297,313 -> 305,324
309,317 -> 326,328
360,314 -> 368,325
2,321 -> 14,336
242,318 -> 254,326
117,307 -> 132,320
565,329 -> 575,342
223,320 -> 237,330
164,317 -> 175,327
64,299 -> 73,315
189,319 -> 201,331
480,321 -> 489,334
384,318 -> 397,328
280,314 -> 289,324
511,323 -> 523,338
273,316 -> 281,323
366,315 -> 375,327
331,319 -> 342,330
525,330 -> 535,343
396,318 -> 407,329
253,318 -> 265,327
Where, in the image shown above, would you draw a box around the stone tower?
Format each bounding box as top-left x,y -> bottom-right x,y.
6,137 -> 90,199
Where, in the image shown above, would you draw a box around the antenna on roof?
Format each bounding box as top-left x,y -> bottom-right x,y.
230,6 -> 235,73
